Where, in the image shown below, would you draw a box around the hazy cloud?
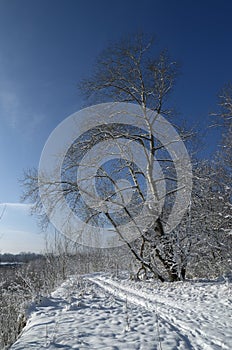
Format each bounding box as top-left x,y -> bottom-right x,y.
0,202 -> 42,253
0,86 -> 45,134
0,228 -> 44,253
0,202 -> 32,210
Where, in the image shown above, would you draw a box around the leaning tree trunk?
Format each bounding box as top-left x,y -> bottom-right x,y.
154,217 -> 180,282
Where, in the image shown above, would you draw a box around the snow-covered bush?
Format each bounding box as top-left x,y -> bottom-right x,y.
0,254 -> 69,349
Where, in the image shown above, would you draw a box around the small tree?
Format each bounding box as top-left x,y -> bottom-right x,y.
183,85 -> 232,278
216,84 -> 232,178
185,161 -> 231,277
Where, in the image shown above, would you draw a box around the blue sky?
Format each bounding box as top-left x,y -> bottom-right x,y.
0,0 -> 232,253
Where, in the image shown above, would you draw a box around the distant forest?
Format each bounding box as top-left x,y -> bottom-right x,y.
0,253 -> 43,263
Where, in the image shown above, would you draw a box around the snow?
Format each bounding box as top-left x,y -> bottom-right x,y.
10,273 -> 232,350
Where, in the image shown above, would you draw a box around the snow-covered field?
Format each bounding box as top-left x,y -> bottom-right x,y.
10,273 -> 232,349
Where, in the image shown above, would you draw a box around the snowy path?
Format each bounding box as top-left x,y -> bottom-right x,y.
88,275 -> 232,350
10,274 -> 232,350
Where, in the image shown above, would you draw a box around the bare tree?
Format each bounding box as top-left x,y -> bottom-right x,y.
77,34 -> 192,281
22,34 -> 193,282
185,161 -> 231,278
216,84 -> 232,178
183,85 -> 232,278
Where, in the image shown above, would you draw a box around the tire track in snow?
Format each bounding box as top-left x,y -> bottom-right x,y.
87,276 -> 229,350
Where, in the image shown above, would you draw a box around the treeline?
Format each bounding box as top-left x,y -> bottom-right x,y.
0,253 -> 43,263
